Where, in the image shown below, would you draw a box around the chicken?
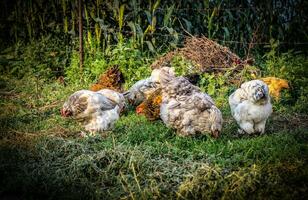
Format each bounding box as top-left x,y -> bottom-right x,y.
133,68 -> 204,120
136,89 -> 162,120
90,66 -> 125,92
61,89 -> 124,133
156,67 -> 223,138
123,67 -> 175,106
260,77 -> 289,100
97,89 -> 126,113
229,80 -> 272,135
123,78 -> 156,106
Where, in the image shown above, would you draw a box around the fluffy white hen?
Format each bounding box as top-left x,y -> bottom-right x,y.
157,67 -> 223,138
61,89 -> 125,132
229,80 -> 272,134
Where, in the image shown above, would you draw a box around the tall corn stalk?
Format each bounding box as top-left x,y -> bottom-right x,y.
4,0 -> 306,56
79,0 -> 84,72
142,0 -> 160,52
62,0 -> 68,33
204,0 -> 221,39
117,4 -> 125,44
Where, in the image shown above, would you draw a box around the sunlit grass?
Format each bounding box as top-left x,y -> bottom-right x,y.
0,74 -> 307,199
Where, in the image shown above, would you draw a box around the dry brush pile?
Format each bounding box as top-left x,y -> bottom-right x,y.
151,36 -> 257,84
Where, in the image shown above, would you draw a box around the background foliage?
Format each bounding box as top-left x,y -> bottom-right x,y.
1,0 -> 307,52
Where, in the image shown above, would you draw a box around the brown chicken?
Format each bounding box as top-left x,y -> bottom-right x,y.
260,77 -> 289,100
90,66 -> 125,92
136,89 -> 162,121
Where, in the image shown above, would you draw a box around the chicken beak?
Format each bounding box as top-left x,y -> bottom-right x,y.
60,108 -> 65,116
60,108 -> 72,117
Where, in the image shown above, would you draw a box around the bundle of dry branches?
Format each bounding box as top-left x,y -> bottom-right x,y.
151,36 -> 253,73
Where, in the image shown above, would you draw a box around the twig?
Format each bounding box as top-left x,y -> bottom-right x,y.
0,91 -> 15,95
246,25 -> 260,60
38,100 -> 62,111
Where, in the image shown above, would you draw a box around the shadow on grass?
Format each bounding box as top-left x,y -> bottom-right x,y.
0,109 -> 56,137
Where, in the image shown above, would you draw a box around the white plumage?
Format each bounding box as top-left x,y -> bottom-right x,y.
123,67 -> 175,105
229,80 -> 272,134
97,89 -> 126,112
157,67 -> 223,138
123,78 -> 155,105
61,89 -> 125,132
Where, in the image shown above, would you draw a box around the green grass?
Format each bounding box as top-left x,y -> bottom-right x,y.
0,74 -> 307,200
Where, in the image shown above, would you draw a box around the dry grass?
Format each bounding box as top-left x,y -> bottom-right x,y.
151,36 -> 254,72
0,74 -> 307,199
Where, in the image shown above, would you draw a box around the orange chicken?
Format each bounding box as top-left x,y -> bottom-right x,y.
90,66 -> 125,92
136,89 -> 162,121
260,77 -> 289,100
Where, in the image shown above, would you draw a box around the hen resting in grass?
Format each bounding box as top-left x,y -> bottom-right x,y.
90,66 -> 124,92
229,80 -> 272,135
156,67 -> 223,138
61,89 -> 125,132
260,77 -> 289,100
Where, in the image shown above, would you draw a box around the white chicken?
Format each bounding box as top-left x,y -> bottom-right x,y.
123,67 -> 175,106
229,80 -> 272,135
156,67 -> 223,138
97,89 -> 126,112
61,89 -> 125,133
123,79 -> 156,106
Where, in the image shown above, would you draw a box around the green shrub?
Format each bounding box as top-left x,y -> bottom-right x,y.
1,34 -> 72,79
262,40 -> 308,113
65,40 -> 152,89
170,56 -> 197,76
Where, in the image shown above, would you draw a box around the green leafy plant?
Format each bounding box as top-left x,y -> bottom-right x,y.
262,40 -> 308,113
1,34 -> 72,79
198,73 -> 230,108
65,41 -> 152,88
170,55 -> 197,76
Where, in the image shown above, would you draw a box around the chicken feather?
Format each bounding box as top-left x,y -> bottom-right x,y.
123,68 -> 174,106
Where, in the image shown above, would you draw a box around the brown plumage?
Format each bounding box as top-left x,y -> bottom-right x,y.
136,89 -> 162,121
90,66 -> 125,92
